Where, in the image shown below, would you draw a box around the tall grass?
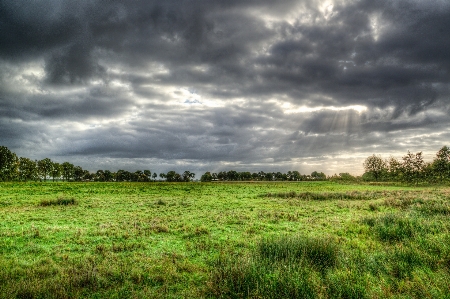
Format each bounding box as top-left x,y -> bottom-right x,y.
211,209 -> 450,298
362,214 -> 419,242
209,235 -> 339,298
257,235 -> 339,271
416,200 -> 450,215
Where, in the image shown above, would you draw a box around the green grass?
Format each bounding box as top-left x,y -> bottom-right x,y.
0,181 -> 449,298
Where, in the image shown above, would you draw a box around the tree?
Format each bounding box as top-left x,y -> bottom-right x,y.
311,171 -> 326,180
211,173 -> 218,181
387,156 -> 402,181
144,170 -> 152,181
201,171 -> 213,182
96,170 -> 105,182
73,166 -> 84,181
292,171 -> 301,181
83,170 -> 93,181
133,170 -> 147,182
432,146 -> 450,181
37,158 -> 53,181
265,172 -> 273,181
0,146 -> 18,181
152,172 -> 157,181
402,151 -> 425,185
51,162 -> 62,182
275,172 -> 284,181
339,173 -> 356,181
166,171 -> 182,182
182,170 -> 195,182
104,170 -> 113,181
363,155 -> 387,181
18,157 -> 37,181
217,171 -> 227,181
240,172 -> 252,181
422,162 -> 434,183
61,162 -> 74,181
116,170 -> 131,182
229,171 -> 236,180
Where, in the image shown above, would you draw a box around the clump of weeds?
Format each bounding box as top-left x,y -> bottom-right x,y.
39,197 -> 77,206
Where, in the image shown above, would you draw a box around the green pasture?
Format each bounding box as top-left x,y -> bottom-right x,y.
1,182 -> 449,298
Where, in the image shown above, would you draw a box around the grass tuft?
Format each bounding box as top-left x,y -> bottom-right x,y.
208,235 -> 338,298
326,269 -> 368,299
257,234 -> 339,271
156,199 -> 167,206
208,253 -> 319,298
39,197 -> 77,206
362,214 -> 421,242
416,200 -> 450,215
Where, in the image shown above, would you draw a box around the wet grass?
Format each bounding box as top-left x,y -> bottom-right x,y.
1,182 -> 450,298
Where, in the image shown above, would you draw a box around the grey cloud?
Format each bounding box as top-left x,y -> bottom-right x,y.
45,43 -> 105,84
1,0 -> 450,174
0,1 -> 85,58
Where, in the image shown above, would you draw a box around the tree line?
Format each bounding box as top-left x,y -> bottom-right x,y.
362,146 -> 450,184
0,146 -> 328,183
0,146 -> 196,182
199,170 -> 326,182
1,145 -> 449,184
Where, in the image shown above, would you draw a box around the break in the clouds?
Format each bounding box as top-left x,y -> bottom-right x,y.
1,0 -> 449,175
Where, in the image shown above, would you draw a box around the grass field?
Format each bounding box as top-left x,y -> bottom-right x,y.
1,181 -> 450,298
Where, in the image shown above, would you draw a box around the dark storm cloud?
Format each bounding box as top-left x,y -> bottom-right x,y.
45,43 -> 105,84
0,1 -> 81,58
1,0 -> 450,174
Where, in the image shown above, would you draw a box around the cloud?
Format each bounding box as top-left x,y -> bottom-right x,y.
0,0 -> 449,174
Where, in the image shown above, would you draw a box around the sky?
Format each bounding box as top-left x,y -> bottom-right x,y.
1,0 -> 450,176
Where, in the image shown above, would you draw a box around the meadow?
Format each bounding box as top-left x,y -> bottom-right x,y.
0,181 -> 449,298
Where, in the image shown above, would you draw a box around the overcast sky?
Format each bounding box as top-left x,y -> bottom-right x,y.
1,0 -> 449,175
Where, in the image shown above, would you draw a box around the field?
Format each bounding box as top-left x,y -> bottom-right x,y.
1,181 -> 450,298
